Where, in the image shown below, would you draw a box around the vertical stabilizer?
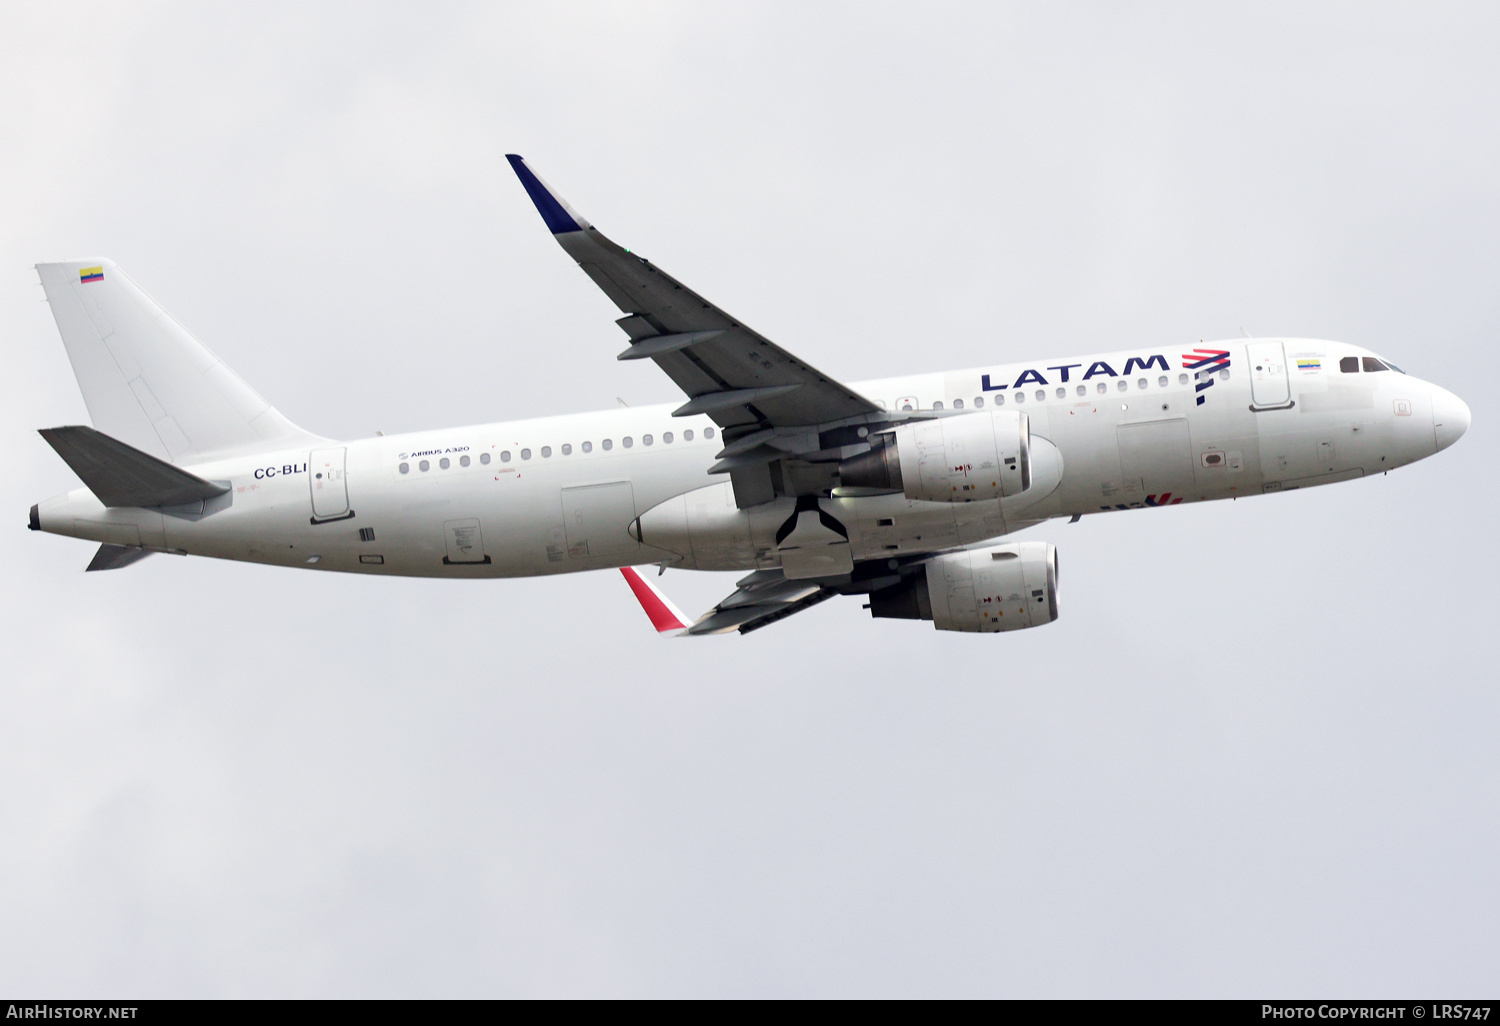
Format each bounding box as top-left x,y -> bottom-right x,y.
36,259 -> 321,463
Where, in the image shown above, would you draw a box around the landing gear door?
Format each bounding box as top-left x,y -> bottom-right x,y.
1247,341 -> 1293,410
309,447 -> 351,521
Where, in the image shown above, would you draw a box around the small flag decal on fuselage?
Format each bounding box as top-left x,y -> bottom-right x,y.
79,266 -> 103,284
1297,358 -> 1321,370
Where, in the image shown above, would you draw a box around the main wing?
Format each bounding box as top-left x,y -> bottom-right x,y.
678,569 -> 839,635
619,562 -> 922,637
505,156 -> 882,460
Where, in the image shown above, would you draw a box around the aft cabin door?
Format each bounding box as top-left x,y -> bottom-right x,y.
1247,341 -> 1292,409
309,447 -> 350,521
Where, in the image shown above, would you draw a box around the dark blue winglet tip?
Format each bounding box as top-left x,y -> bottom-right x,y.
506,154 -> 582,235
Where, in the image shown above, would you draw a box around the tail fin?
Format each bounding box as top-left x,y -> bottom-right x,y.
36,259 -> 320,464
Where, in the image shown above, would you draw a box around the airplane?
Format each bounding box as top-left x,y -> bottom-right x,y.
27,155 -> 1471,635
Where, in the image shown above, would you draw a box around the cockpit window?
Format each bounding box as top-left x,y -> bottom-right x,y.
1340,356 -> 1360,373
1362,357 -> 1388,372
1385,361 -> 1405,374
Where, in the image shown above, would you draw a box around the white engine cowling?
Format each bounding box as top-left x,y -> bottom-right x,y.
838,410 -> 1031,503
868,541 -> 1058,633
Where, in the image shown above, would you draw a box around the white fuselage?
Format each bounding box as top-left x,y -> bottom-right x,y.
34,339 -> 1461,577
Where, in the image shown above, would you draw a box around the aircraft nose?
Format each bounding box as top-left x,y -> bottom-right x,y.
1432,385 -> 1471,452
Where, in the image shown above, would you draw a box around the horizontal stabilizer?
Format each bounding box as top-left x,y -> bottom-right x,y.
86,544 -> 153,571
39,425 -> 229,508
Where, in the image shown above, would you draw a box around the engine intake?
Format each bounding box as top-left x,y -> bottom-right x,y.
870,542 -> 1058,633
838,410 -> 1031,503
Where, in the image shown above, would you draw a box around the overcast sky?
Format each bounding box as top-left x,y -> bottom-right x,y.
2,2 -> 1496,998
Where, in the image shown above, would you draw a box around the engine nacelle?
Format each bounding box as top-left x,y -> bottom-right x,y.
838,411 -> 1031,503
869,542 -> 1058,633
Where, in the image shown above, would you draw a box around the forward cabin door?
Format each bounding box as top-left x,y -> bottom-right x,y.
309,447 -> 350,521
1247,341 -> 1292,409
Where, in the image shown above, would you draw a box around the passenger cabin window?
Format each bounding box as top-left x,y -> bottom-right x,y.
439,457 -> 450,469
643,434 -> 653,446
540,446 -> 551,458
623,437 -> 633,448
459,455 -> 470,467
501,451 -> 511,462
974,396 -> 984,408
1363,357 -> 1388,372
602,439 -> 613,450
1340,356 -> 1360,373
705,428 -> 715,439
399,462 -> 409,474
521,449 -> 531,460
582,441 -> 592,453
419,460 -> 430,472
663,432 -> 673,443
683,430 -> 693,441
561,444 -> 572,455
953,399 -> 964,410
932,401 -> 944,411
480,453 -> 491,465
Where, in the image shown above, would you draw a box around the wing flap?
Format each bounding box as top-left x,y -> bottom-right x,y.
616,331 -> 725,361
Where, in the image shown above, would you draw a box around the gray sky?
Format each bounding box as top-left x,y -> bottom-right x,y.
2,2 -> 1496,997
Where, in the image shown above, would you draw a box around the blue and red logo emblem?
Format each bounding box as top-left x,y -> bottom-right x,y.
1182,348 -> 1230,405
1102,493 -> 1185,512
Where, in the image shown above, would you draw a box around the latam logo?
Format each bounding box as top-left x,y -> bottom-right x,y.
1182,348 -> 1231,406
980,355 -> 1170,390
1100,493 -> 1185,512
